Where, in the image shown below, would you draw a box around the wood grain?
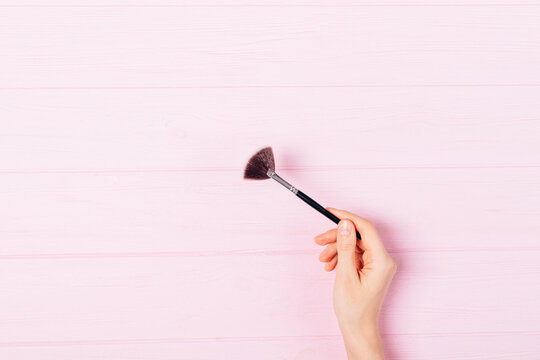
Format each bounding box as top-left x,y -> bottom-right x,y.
1,167 -> 539,255
1,7 -> 539,88
1,252 -> 539,342
1,334 -> 539,360
1,87 -> 539,170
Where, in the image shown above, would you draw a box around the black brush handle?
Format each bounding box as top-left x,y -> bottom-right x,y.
296,190 -> 362,240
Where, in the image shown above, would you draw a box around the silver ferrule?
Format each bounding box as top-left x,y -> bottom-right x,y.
267,169 -> 298,194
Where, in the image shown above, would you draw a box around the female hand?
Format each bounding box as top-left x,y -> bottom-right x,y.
314,208 -> 396,360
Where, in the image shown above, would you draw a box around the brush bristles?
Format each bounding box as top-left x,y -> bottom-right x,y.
244,146 -> 275,180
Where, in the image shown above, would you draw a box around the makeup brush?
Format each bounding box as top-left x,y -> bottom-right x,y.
244,146 -> 361,240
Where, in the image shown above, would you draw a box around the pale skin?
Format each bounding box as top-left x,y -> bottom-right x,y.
314,208 -> 397,360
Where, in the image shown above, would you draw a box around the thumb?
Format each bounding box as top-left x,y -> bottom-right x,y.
336,219 -> 359,279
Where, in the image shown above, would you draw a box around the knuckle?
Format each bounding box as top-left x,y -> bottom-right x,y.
360,218 -> 374,229
379,255 -> 397,273
350,215 -> 373,231
386,258 -> 397,274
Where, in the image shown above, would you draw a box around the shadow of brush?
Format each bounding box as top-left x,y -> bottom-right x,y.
369,215 -> 406,360
346,210 -> 406,360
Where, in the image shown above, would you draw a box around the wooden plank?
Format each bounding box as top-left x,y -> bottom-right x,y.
0,7 -> 539,88
1,333 -> 539,360
1,167 -> 539,255
1,251 -> 539,341
1,87 -> 539,171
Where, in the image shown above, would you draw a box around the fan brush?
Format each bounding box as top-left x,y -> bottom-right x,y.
244,146 -> 361,240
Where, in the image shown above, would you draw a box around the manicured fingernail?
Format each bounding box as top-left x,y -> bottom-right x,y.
339,220 -> 351,236
325,263 -> 331,271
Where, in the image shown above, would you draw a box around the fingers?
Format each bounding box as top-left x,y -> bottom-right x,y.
324,256 -> 338,272
317,233 -> 364,272
318,243 -> 337,262
314,228 -> 337,245
335,219 -> 359,279
315,230 -> 338,272
327,207 -> 388,258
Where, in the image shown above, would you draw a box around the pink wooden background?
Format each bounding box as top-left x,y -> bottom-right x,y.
1,1 -> 540,359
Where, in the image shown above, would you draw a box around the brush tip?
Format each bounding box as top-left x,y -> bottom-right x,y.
244,146 -> 275,180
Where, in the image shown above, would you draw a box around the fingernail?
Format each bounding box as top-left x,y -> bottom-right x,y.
339,220 -> 351,236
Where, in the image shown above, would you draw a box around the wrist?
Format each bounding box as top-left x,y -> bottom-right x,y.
339,321 -> 384,360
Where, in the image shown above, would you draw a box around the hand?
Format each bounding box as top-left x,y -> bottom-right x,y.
314,208 -> 396,360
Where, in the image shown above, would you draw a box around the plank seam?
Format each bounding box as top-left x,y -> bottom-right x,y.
1,246 -> 540,260
2,4 -> 540,7
1,332 -> 539,348
1,84 -> 540,91
1,165 -> 540,174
